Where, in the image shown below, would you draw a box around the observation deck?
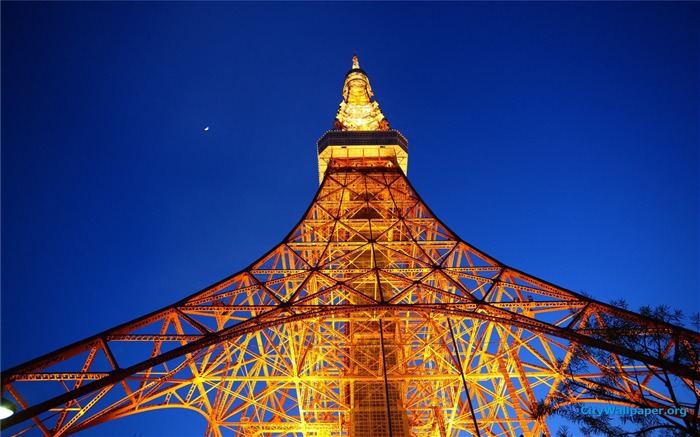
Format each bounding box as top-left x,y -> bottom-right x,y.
316,130 -> 409,183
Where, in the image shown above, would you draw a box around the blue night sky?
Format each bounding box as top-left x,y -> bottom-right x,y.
2,2 -> 698,436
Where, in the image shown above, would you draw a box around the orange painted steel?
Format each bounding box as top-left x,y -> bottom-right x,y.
2,57 -> 699,437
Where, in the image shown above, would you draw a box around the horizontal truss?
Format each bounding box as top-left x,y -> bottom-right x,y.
3,166 -> 699,437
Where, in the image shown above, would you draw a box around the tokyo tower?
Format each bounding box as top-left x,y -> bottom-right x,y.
2,55 -> 699,437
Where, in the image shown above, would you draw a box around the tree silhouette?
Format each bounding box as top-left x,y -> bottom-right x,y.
537,302 -> 700,437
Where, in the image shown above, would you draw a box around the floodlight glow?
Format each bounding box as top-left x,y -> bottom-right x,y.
0,397 -> 17,419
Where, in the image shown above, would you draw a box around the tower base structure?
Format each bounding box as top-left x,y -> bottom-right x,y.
2,56 -> 699,437
3,159 -> 699,437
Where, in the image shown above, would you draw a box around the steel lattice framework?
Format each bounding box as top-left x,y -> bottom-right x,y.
2,56 -> 699,437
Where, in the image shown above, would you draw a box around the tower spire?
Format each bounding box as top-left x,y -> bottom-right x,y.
334,53 -> 389,131
317,55 -> 408,183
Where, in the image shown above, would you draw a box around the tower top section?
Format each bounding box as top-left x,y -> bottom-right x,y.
317,54 -> 408,184
333,54 -> 390,131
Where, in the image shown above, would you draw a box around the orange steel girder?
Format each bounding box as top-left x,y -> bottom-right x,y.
3,166 -> 700,437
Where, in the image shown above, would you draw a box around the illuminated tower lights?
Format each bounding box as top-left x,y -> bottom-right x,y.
2,55 -> 699,437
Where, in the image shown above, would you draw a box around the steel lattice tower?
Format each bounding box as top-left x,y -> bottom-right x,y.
2,55 -> 699,437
